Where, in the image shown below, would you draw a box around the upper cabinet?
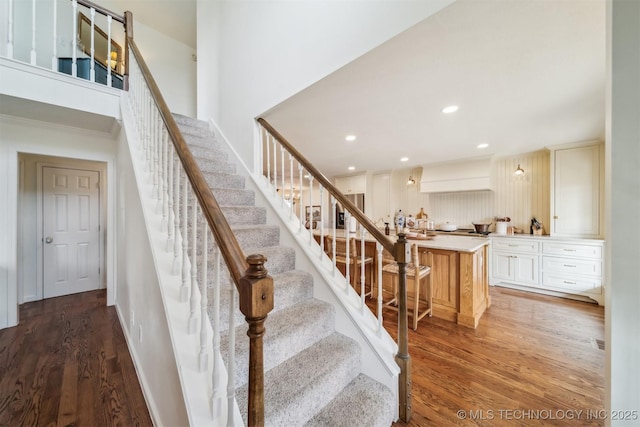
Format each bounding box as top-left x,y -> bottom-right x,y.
550,142 -> 604,238
335,174 -> 366,195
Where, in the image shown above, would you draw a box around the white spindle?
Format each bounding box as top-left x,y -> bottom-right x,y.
331,197 -> 337,274
161,129 -> 169,231
280,145 -> 285,207
360,224 -> 366,307
71,0 -> 77,77
181,173 -> 190,302
199,226 -> 208,371
272,137 -> 278,197
211,247 -> 222,418
319,186 -> 325,258
107,15 -> 112,87
298,165 -> 304,231
152,109 -> 159,197
189,199 -> 199,334
30,0 -> 36,65
307,177 -> 314,246
227,285 -> 237,427
265,134 -> 271,188
6,0 -> 13,58
289,154 -> 294,219
51,0 -> 57,70
376,242 -> 384,334
89,8 -> 95,82
344,211 -> 351,291
167,143 -> 175,250
174,164 -> 184,283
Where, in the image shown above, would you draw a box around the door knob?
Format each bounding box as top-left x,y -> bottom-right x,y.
45,236 -> 53,244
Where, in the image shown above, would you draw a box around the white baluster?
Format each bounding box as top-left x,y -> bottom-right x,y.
272,137 -> 278,197
167,143 -> 175,250
211,246 -> 222,418
360,224 -> 366,307
51,0 -> 57,70
199,226 -> 208,371
298,165 -> 304,231
280,144 -> 285,207
71,0 -> 77,77
307,176 -> 314,246
265,133 -> 271,188
181,173 -> 190,301
6,0 -> 14,58
376,242 -> 384,335
106,15 -> 112,87
319,186 -> 325,258
30,0 -> 36,65
89,8 -> 95,82
331,196 -> 337,274
289,154 -> 294,219
227,285 -> 236,427
174,163 -> 184,281
161,129 -> 169,230
344,211 -> 351,291
151,108 -> 159,196
189,199 -> 199,334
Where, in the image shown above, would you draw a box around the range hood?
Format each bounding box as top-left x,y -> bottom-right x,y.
420,158 -> 493,193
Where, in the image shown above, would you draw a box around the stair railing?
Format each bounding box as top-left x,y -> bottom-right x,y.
256,118 -> 413,422
2,0 -> 127,89
125,13 -> 273,426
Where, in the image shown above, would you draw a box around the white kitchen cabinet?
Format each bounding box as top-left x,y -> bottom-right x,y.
550,142 -> 603,238
335,174 -> 366,195
489,236 -> 604,305
490,240 -> 539,286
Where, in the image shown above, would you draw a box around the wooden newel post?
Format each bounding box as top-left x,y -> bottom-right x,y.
239,254 -> 274,427
394,234 -> 412,422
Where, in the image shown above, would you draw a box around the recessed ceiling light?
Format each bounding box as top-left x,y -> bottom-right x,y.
442,105 -> 459,114
477,143 -> 489,149
348,166 -> 355,171
400,157 -> 409,162
345,135 -> 357,141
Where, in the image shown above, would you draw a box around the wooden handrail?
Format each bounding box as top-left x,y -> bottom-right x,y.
76,0 -> 125,22
257,118 -> 395,256
257,117 -> 412,422
127,28 -> 273,426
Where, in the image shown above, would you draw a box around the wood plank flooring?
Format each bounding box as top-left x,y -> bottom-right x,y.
383,286 -> 605,427
0,290 -> 152,427
0,286 -> 604,427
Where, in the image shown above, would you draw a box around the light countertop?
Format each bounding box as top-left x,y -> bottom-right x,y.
314,229 -> 489,253
489,233 -> 605,243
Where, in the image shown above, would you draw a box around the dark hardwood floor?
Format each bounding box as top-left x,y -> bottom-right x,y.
0,290 -> 152,427
0,286 -> 604,427
384,286 -> 605,427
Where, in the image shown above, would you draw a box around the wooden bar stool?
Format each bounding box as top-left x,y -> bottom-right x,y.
382,244 -> 432,331
326,235 -> 374,295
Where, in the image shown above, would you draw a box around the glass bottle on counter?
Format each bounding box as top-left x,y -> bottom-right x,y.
384,222 -> 390,235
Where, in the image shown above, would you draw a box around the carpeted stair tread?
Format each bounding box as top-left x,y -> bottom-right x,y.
220,206 -> 266,225
189,144 -> 229,162
221,299 -> 335,388
202,170 -> 245,189
197,245 -> 295,280
230,224 -> 280,249
208,268 -> 313,332
211,188 -> 255,206
172,113 -> 208,129
304,374 -> 395,427
190,156 -> 236,174
236,333 -> 361,426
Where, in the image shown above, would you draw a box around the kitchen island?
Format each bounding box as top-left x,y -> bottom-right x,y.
314,229 -> 491,328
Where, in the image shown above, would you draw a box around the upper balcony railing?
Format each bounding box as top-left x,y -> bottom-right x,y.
3,0 -> 127,89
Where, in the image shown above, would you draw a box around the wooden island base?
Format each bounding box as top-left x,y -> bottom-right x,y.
416,244 -> 490,328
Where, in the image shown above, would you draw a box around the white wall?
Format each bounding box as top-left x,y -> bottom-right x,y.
606,0 -> 640,423
200,0 -> 455,172
114,124 -> 189,426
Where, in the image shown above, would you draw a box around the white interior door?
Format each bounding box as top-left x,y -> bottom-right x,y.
43,167 -> 101,298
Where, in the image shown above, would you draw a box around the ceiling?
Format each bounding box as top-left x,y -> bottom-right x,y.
260,0 -> 605,178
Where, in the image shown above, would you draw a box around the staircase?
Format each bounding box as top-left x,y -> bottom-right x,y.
173,114 -> 395,426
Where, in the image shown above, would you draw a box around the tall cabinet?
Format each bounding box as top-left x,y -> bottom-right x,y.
550,142 -> 604,238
